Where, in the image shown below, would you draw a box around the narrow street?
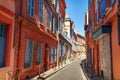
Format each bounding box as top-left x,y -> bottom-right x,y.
46,59 -> 87,80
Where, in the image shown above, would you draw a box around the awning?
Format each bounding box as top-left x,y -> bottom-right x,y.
93,25 -> 111,40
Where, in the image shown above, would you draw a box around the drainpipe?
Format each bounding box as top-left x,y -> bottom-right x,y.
16,0 -> 23,79
110,26 -> 113,80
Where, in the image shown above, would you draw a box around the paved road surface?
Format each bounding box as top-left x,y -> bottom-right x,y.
46,59 -> 87,80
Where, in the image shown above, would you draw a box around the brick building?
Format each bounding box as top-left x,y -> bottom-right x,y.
86,0 -> 120,80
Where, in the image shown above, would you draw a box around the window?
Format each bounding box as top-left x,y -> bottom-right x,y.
110,0 -> 115,6
39,0 -> 44,23
50,47 -> 56,63
46,7 -> 52,30
28,0 -> 34,16
24,40 -> 34,68
0,23 -> 6,68
100,0 -> 106,17
61,41 -> 65,57
88,0 -> 92,10
36,43 -> 42,65
53,17 -> 58,34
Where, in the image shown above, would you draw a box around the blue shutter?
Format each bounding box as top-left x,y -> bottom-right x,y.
0,23 -> 6,67
100,0 -> 106,17
37,43 -> 42,65
24,40 -> 34,68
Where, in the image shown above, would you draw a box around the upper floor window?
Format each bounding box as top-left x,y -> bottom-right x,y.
24,40 -> 34,68
28,0 -> 34,16
88,0 -> 92,10
36,43 -> 42,65
110,0 -> 115,6
46,7 -> 52,30
100,0 -> 106,18
39,0 -> 44,23
0,23 -> 6,68
50,47 -> 56,63
53,17 -> 58,34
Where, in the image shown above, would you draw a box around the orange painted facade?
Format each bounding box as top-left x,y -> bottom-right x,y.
87,0 -> 120,79
14,0 -> 59,79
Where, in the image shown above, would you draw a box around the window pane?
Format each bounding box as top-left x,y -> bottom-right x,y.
0,23 -> 6,67
24,40 -> 34,68
37,43 -> 42,65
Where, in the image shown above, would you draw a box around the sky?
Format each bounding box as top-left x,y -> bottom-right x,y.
65,0 -> 88,36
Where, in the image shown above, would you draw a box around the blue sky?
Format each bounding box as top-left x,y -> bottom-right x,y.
65,0 -> 88,36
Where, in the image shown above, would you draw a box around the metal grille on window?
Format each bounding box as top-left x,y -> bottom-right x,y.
0,23 -> 6,67
24,40 -> 34,68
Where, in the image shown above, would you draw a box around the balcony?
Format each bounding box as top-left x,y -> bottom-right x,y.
93,25 -> 111,40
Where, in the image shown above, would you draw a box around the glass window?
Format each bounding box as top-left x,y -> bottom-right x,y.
28,0 -> 34,16
50,47 -> 56,63
46,7 -> 52,30
0,23 -> 6,68
39,0 -> 44,23
36,43 -> 42,65
110,0 -> 115,6
100,0 -> 106,17
24,40 -> 34,68
53,17 -> 58,34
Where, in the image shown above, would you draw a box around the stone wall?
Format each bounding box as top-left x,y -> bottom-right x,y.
99,34 -> 111,80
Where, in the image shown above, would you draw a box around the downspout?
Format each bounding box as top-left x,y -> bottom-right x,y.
17,0 -> 23,72
110,26 -> 113,80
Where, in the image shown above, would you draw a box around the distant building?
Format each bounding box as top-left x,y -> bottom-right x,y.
73,31 -> 86,58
